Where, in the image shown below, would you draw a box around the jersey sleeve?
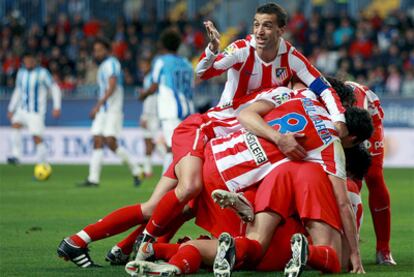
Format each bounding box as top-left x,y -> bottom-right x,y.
195,40 -> 249,80
107,58 -> 121,79
151,58 -> 164,84
288,48 -> 346,122
42,69 -> 62,110
8,70 -> 22,112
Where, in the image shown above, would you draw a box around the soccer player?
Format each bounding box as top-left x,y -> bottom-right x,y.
133,2 -> 349,254
138,28 -> 194,173
7,51 -> 61,166
79,38 -> 142,187
125,99 -> 373,276
328,77 -> 396,265
197,3 -> 347,137
138,57 -> 163,177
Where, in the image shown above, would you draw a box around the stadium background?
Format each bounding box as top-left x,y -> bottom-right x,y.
0,0 -> 413,276
1,0 -> 414,166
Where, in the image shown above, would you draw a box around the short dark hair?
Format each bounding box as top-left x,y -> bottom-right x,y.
256,3 -> 288,27
160,28 -> 182,52
94,37 -> 111,50
326,76 -> 356,107
345,144 -> 372,180
345,107 -> 374,144
22,50 -> 36,58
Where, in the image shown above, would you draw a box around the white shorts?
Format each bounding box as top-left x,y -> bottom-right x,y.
91,112 -> 123,137
11,109 -> 45,136
161,118 -> 182,148
141,114 -> 160,139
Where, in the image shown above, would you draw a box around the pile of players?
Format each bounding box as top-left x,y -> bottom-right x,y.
56,2 -> 395,276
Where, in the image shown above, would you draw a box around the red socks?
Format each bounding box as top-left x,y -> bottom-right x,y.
308,245 -> 341,273
234,237 -> 263,268
153,243 -> 180,260
116,225 -> 146,255
169,245 -> 202,274
365,167 -> 391,252
70,204 -> 144,247
146,190 -> 186,237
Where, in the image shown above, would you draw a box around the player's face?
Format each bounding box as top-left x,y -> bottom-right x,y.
253,13 -> 284,50
93,43 -> 107,63
23,56 -> 36,70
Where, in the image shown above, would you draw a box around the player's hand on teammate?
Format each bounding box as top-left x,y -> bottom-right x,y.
349,251 -> 365,274
274,133 -> 307,160
52,109 -> 61,118
334,121 -> 349,138
204,20 -> 220,54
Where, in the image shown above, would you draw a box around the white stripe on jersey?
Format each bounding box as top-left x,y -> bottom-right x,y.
97,56 -> 123,113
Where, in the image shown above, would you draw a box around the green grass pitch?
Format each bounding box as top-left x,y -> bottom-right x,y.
0,165 -> 413,276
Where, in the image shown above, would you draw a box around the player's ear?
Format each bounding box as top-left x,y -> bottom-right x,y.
277,25 -> 286,36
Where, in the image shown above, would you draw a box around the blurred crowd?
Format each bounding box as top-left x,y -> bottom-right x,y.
1,7 -> 414,97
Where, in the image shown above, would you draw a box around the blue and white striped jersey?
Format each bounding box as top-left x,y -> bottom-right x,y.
97,56 -> 124,113
8,66 -> 61,115
151,54 -> 194,120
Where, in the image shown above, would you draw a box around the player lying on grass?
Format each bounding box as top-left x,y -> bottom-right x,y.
125,143 -> 372,276
56,83 -> 353,268
126,98 -> 373,276
56,86 -> 305,267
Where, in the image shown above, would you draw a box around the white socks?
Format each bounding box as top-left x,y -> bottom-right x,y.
88,149 -> 103,183
116,146 -> 142,176
36,142 -> 47,164
143,155 -> 152,175
162,152 -> 173,174
11,128 -> 22,159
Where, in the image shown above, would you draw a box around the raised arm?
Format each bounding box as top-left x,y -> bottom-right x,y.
195,21 -> 248,80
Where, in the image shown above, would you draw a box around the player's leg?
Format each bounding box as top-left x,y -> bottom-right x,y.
305,221 -> 342,273
29,113 -> 47,164
365,157 -> 395,264
105,112 -> 143,185
8,110 -> 26,164
8,123 -> 23,164
143,155 -> 203,238
105,135 -> 143,186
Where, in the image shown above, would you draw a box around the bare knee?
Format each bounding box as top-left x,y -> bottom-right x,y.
94,136 -> 104,149
105,136 -> 118,151
33,136 -> 42,144
175,178 -> 203,202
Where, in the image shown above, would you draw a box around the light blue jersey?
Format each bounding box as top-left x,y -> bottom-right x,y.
8,66 -> 61,115
151,54 -> 194,120
97,56 -> 124,113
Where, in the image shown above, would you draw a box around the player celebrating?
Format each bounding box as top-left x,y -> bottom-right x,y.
139,28 -> 194,173
79,38 -> 142,187
197,3 -> 347,136
7,51 -> 61,166
329,77 -> 396,265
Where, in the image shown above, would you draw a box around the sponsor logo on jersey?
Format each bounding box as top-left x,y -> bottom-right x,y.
244,132 -> 268,165
271,92 -> 291,105
224,44 -> 236,56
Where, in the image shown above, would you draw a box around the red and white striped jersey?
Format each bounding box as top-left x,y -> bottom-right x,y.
208,98 -> 346,192
345,81 -> 384,125
345,81 -> 384,156
196,35 -> 345,122
201,86 -> 293,139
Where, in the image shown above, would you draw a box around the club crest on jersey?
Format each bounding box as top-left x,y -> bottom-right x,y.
244,132 -> 268,165
275,67 -> 288,82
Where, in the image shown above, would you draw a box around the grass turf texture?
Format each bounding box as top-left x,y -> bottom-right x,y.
0,165 -> 413,276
